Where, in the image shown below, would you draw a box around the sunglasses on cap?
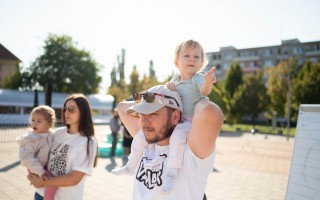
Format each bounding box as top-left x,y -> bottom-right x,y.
133,92 -> 180,107
63,106 -> 76,113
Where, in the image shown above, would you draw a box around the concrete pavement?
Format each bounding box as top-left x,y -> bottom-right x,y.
0,125 -> 294,199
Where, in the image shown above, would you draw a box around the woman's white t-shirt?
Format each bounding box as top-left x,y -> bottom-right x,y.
37,127 -> 97,200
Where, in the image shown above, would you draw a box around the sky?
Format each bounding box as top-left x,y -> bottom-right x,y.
1,0 -> 319,93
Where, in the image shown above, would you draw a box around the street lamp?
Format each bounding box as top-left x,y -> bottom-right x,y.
33,82 -> 39,108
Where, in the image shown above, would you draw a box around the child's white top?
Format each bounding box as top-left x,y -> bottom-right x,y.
171,73 -> 208,118
16,131 -> 53,176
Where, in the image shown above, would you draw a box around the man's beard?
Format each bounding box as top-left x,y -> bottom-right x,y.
144,119 -> 176,144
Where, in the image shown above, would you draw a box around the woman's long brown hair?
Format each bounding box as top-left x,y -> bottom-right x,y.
61,93 -> 98,167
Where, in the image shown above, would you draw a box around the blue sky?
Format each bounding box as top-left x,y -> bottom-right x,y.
1,0 -> 319,92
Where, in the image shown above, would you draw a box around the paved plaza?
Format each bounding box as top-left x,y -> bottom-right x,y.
0,125 -> 294,200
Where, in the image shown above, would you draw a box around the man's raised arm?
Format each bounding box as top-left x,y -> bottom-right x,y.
117,101 -> 140,137
187,100 -> 224,159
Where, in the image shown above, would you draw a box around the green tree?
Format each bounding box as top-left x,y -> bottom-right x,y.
207,83 -> 228,115
266,63 -> 287,118
291,61 -> 320,118
148,60 -> 158,86
21,34 -> 101,93
127,66 -> 141,95
232,73 -> 269,124
223,63 -> 243,123
266,58 -> 300,120
108,49 -> 128,103
140,74 -> 153,92
224,63 -> 243,98
118,49 -> 125,82
110,66 -> 118,87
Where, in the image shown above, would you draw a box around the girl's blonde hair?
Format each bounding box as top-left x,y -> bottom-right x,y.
174,39 -> 207,67
29,105 -> 56,128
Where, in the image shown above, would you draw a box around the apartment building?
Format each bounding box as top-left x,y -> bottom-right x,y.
204,39 -> 320,78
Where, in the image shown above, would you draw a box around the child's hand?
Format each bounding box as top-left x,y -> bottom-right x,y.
40,172 -> 49,180
41,175 -> 49,181
165,82 -> 177,91
204,66 -> 217,84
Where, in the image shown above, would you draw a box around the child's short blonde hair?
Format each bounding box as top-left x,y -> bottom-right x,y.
29,105 -> 56,128
174,39 -> 207,67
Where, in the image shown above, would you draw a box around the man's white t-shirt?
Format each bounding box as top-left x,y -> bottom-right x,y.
133,143 -> 215,200
36,127 -> 97,200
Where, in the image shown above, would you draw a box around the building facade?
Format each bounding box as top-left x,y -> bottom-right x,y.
204,39 -> 320,78
0,43 -> 21,87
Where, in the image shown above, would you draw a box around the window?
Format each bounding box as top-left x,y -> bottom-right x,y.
282,47 -> 289,55
225,52 -> 233,60
264,49 -> 272,56
0,106 -> 20,114
293,47 -> 302,54
264,60 -> 273,67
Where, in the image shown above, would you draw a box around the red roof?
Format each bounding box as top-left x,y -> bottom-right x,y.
0,43 -> 21,62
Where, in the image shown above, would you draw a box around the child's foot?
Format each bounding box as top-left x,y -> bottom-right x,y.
161,173 -> 177,193
111,166 -> 135,176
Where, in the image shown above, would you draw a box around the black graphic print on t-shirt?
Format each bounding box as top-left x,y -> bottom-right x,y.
49,143 -> 69,176
136,154 -> 167,189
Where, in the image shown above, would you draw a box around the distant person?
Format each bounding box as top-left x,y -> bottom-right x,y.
110,108 -> 121,157
112,84 -> 223,199
16,105 -> 57,200
121,123 -> 133,159
112,39 -> 217,193
27,94 -> 98,200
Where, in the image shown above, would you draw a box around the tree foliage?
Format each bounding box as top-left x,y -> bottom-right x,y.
266,58 -> 301,119
223,63 -> 243,123
108,50 -> 165,104
148,60 -> 158,86
231,73 -> 269,124
20,34 -> 101,93
291,61 -> 320,118
224,63 -> 243,98
108,49 -> 128,104
127,66 -> 141,94
207,83 -> 228,115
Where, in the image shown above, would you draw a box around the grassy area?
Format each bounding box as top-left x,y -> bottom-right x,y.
221,123 -> 296,137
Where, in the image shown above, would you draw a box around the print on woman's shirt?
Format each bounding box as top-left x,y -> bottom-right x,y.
136,154 -> 167,189
49,143 -> 69,176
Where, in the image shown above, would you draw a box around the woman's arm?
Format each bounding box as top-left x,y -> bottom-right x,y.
28,170 -> 85,188
117,101 -> 140,137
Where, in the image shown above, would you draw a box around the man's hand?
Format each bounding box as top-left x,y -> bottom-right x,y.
204,66 -> 217,84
